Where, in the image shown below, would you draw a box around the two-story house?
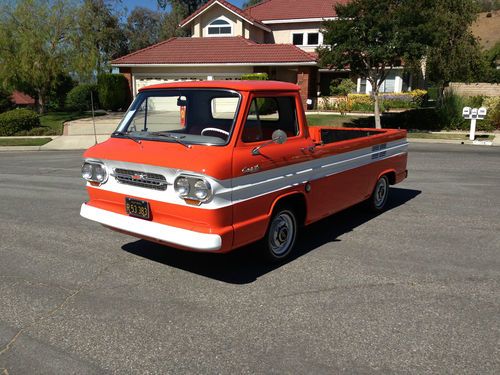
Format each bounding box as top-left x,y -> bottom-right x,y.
112,0 -> 411,107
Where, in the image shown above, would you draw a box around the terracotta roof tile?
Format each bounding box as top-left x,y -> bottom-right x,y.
10,91 -> 35,105
111,37 -> 316,65
246,0 -> 349,21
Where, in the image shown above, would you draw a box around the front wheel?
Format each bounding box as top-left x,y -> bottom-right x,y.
263,207 -> 298,262
369,175 -> 390,212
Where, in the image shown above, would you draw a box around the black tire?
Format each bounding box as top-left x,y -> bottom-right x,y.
369,175 -> 390,212
262,206 -> 298,262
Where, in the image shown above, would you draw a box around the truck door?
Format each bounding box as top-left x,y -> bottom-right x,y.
231,93 -> 315,248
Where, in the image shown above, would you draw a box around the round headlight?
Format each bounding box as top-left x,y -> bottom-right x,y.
94,164 -> 107,183
174,177 -> 190,196
82,163 -> 93,180
193,179 -> 210,200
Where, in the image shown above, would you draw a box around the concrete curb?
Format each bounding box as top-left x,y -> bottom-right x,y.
408,138 -> 498,146
0,146 -> 45,151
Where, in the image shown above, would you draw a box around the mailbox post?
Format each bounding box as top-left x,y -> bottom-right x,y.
462,106 -> 487,141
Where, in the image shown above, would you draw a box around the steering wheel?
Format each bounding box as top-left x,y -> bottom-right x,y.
201,127 -> 229,137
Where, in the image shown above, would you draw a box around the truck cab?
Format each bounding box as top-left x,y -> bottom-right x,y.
81,80 -> 408,261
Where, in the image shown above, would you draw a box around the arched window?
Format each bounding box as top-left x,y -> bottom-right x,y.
207,17 -> 232,36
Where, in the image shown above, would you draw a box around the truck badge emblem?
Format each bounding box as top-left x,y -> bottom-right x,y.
242,165 -> 260,174
131,174 -> 145,180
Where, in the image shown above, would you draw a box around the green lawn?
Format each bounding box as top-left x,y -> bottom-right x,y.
39,112 -> 92,135
407,132 -> 494,140
0,138 -> 52,146
306,114 -> 365,127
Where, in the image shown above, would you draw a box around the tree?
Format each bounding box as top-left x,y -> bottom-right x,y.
319,0 -> 484,128
159,2 -> 190,39
156,0 -> 209,39
425,0 -> 484,95
72,0 -> 128,81
319,0 -> 428,128
157,0 -> 209,15
243,0 -> 264,8
126,7 -> 163,52
0,0 -> 77,113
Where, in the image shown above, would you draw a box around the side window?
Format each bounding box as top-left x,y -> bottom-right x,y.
242,96 -> 299,143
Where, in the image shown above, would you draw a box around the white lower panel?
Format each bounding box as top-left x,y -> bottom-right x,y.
80,203 -> 222,251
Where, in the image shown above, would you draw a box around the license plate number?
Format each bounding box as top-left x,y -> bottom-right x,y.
125,198 -> 151,220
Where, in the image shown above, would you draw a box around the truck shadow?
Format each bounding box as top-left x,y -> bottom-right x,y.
121,187 -> 421,284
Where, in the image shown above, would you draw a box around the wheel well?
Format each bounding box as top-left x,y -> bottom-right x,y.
384,171 -> 396,185
272,194 -> 307,227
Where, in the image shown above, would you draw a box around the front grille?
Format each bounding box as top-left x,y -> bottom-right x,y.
113,168 -> 168,191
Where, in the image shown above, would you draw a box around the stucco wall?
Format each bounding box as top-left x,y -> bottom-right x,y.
268,22 -> 322,52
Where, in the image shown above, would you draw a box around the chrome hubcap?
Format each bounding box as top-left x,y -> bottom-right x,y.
269,212 -> 295,256
374,178 -> 388,208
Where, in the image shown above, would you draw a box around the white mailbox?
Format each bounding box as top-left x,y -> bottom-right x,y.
478,107 -> 487,120
463,106 -> 488,141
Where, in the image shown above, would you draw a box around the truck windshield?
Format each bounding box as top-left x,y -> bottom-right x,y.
114,89 -> 241,146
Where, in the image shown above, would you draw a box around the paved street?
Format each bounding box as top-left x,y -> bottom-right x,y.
0,144 -> 499,374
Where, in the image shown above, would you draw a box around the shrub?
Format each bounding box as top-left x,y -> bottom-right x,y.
436,90 -> 464,129
0,109 -> 40,136
483,96 -> 500,129
0,88 -> 14,113
330,79 -> 357,96
97,74 -> 130,111
49,73 -> 75,111
66,84 -> 99,112
241,73 -> 268,80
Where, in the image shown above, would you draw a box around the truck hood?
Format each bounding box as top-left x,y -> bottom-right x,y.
83,137 -> 233,180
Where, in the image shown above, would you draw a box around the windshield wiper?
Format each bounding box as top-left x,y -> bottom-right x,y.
150,132 -> 191,149
112,131 -> 141,144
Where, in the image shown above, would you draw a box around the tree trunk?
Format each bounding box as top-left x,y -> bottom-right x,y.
373,90 -> 382,129
37,89 -> 47,114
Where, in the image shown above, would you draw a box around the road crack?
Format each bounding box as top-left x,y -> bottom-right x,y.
0,259 -> 125,358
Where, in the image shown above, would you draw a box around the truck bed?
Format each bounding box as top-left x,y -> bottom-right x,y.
308,127 -> 407,148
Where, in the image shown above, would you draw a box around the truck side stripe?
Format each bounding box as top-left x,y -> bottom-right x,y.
90,139 -> 408,210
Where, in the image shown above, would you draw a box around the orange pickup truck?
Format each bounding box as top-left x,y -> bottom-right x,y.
80,80 -> 408,261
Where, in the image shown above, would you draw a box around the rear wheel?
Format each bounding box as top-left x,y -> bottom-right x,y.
263,207 -> 297,261
369,175 -> 390,212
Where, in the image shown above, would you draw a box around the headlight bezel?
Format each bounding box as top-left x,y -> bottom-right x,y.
174,174 -> 212,203
81,160 -> 108,185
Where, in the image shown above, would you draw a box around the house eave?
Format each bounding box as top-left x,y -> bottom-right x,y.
261,17 -> 337,24
179,0 -> 272,32
112,62 -> 317,68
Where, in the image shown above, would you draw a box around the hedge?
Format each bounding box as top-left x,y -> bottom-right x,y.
66,84 -> 99,112
241,73 -> 269,80
348,90 -> 428,112
97,73 -> 130,111
0,109 -> 40,136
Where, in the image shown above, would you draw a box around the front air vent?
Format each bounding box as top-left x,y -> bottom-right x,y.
113,168 -> 168,191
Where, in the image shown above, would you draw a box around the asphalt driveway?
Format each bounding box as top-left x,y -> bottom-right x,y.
0,144 -> 499,374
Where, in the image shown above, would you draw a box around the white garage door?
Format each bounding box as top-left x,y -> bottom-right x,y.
134,76 -> 202,95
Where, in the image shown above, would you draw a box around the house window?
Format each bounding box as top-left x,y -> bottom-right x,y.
207,18 -> 232,35
307,33 -> 319,45
293,32 -> 321,46
292,33 -> 304,45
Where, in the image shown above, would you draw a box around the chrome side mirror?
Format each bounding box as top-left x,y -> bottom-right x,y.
252,129 -> 288,155
272,129 -> 287,144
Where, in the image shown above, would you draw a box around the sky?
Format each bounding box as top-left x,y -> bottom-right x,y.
118,0 -> 246,14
